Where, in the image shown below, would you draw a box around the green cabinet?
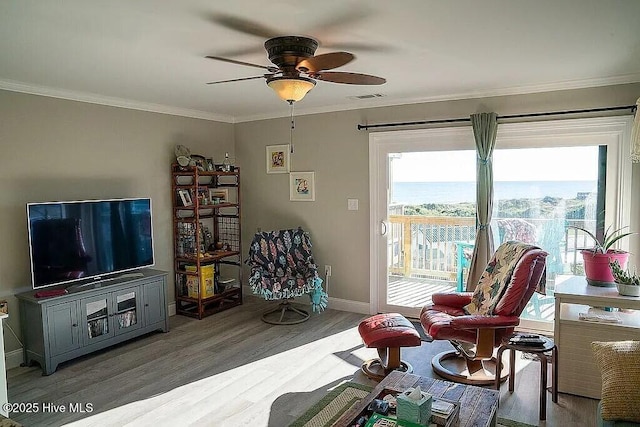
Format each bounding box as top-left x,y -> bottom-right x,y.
17,270 -> 168,375
46,301 -> 81,359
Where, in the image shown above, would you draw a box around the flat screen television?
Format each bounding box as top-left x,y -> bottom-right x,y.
27,198 -> 154,289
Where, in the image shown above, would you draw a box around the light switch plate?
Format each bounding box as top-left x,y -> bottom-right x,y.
347,199 -> 359,210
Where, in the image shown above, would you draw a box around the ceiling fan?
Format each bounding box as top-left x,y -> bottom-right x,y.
205,35 -> 386,103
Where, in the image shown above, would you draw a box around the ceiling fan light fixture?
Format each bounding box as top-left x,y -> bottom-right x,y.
267,76 -> 316,102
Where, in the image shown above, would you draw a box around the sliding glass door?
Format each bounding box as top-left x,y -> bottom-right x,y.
370,127 -> 475,319
491,146 -> 600,331
370,117 -> 633,330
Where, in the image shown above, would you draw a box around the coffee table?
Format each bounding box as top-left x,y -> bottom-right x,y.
334,371 -> 499,427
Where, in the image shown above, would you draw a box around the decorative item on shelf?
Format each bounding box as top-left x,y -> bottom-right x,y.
191,154 -> 207,171
266,144 -> 290,174
610,259 -> 640,297
177,189 -> 193,207
569,225 -> 637,287
175,144 -> 192,169
222,152 -> 233,172
216,277 -> 235,294
396,386 -> 432,426
206,157 -> 215,171
209,188 -> 228,204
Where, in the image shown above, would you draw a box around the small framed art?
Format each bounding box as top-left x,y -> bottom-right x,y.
178,189 -> 193,207
266,144 -> 290,174
289,172 -> 315,202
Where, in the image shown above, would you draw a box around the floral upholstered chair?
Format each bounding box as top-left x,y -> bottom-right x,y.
246,228 -> 327,324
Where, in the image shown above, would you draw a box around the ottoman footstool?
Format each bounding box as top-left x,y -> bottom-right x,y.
358,313 -> 422,381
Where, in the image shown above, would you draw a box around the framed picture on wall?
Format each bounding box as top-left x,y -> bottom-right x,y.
266,144 -> 290,174
289,172 -> 315,201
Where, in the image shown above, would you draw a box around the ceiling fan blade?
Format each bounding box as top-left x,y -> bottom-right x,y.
206,12 -> 280,39
296,52 -> 355,72
314,71 -> 386,85
205,56 -> 278,72
206,75 -> 269,85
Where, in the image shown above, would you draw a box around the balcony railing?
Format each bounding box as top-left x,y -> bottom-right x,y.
388,214 -> 594,284
388,215 -> 475,282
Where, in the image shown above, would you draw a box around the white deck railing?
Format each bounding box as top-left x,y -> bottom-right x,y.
388,215 -> 594,282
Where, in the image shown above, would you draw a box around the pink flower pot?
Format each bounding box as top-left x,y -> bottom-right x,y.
581,250 -> 629,287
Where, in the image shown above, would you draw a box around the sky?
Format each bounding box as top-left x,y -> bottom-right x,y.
391,146 -> 599,182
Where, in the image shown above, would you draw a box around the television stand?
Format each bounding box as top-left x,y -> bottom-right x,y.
16,269 -> 168,375
118,272 -> 145,279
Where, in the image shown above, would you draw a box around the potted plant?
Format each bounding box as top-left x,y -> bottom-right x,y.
569,225 -> 636,287
610,259 -> 640,297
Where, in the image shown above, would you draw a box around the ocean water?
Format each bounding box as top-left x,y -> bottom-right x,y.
392,180 -> 596,204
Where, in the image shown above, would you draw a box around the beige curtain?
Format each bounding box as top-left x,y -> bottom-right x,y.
466,112 -> 498,291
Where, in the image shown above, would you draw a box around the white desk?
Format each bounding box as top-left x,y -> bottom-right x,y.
554,277 -> 640,399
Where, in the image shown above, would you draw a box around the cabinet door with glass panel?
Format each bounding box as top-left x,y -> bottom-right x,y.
112,287 -> 143,334
80,286 -> 142,345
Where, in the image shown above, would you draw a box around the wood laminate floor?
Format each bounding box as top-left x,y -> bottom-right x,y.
7,297 -> 597,426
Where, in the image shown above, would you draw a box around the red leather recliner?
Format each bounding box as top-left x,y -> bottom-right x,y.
420,241 -> 547,385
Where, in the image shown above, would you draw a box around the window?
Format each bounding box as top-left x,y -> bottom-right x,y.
370,115 -> 633,323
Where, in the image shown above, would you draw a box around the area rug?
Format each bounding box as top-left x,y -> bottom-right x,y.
290,381 -> 536,427
289,382 -> 373,427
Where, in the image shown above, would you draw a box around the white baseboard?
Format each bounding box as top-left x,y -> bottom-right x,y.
6,349 -> 23,370
326,297 -> 370,314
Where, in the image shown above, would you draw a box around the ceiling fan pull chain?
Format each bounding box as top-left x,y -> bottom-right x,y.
289,100 -> 295,154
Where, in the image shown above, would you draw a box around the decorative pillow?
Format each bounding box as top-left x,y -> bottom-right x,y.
591,340 -> 640,422
464,241 -> 535,315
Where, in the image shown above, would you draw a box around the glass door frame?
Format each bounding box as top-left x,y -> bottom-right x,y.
369,126 -> 475,318
370,116 -> 633,327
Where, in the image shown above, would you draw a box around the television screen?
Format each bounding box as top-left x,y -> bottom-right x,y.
27,198 -> 154,289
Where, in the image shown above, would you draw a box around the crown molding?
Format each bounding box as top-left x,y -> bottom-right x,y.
2,73 -> 638,124
234,73 -> 640,123
0,79 -> 235,123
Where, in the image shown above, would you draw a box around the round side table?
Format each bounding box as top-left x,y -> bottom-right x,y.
494,334 -> 558,420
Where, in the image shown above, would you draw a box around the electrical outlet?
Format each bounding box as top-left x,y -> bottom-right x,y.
324,265 -> 332,277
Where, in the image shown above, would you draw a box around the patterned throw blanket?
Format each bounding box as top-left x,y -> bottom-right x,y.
464,241 -> 537,315
246,228 -> 328,312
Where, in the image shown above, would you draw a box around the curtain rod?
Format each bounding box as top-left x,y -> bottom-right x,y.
357,104 -> 637,131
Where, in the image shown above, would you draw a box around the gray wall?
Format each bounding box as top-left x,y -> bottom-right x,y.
1,83 -> 639,354
0,90 -> 234,352
235,83 -> 640,305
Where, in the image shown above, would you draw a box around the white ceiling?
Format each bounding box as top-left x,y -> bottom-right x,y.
1,0 -> 639,123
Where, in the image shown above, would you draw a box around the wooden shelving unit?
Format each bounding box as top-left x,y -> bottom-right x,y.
171,164 -> 242,319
